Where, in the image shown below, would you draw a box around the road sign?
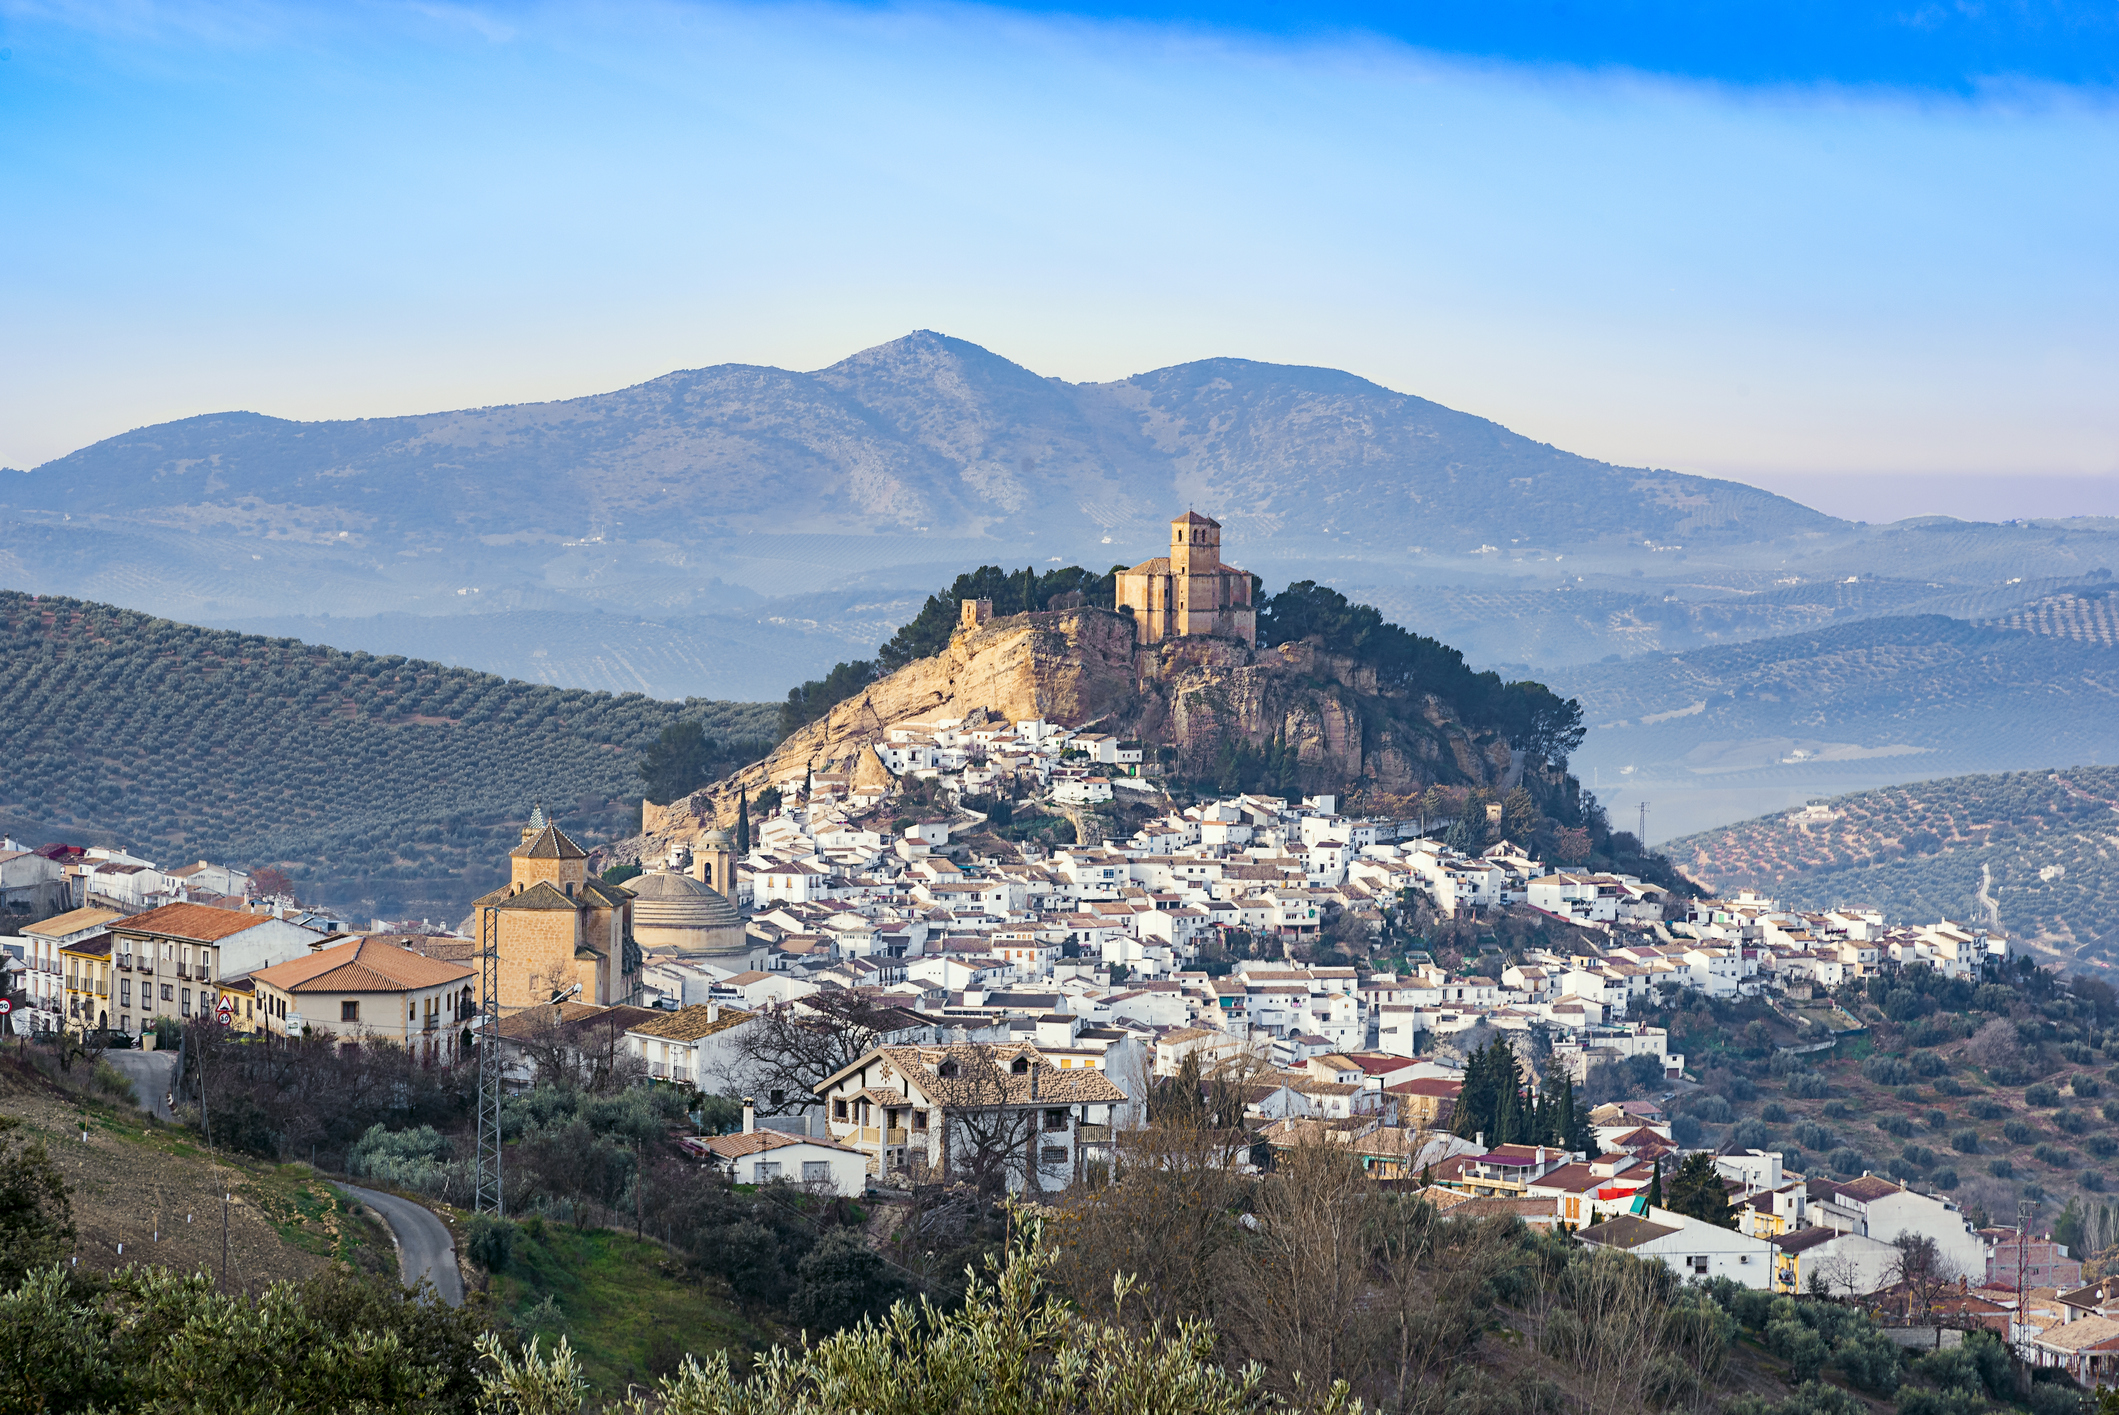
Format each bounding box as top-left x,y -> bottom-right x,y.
0,999 -> 12,1014
216,1004 -> 233,1025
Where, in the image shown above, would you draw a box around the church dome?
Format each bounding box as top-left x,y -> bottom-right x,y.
700,827 -> 735,848
624,868 -> 746,959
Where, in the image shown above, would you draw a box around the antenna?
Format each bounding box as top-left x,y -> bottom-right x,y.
1638,801 -> 1650,851
474,902 -> 504,1216
2017,1196 -> 2035,1323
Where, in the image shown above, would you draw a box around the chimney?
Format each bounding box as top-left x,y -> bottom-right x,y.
742,1097 -> 755,1134
1536,1146 -> 1547,1166
1476,1131 -> 1484,1150
707,1000 -> 720,1024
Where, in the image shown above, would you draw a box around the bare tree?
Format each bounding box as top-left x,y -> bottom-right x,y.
923,1045 -> 1043,1195
727,987 -> 898,1118
1884,1232 -> 1957,1321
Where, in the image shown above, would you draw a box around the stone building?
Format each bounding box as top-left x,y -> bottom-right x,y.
467,807 -> 643,1013
1116,511 -> 1256,647
626,828 -> 746,962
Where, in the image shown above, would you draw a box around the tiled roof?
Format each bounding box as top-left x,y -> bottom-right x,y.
511,824 -> 589,860
1577,1213 -> 1680,1249
114,902 -> 274,944
628,1004 -> 757,1042
692,1130 -> 863,1160
253,936 -> 474,994
20,907 -> 123,939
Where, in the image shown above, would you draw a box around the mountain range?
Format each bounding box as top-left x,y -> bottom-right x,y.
7,330 -> 2119,844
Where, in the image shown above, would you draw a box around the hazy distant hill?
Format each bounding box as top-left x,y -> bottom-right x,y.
1669,766 -> 2119,964
0,591 -> 773,921
11,332 -> 1831,558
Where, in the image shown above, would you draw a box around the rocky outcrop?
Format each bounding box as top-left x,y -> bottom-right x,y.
622,608 -> 1521,860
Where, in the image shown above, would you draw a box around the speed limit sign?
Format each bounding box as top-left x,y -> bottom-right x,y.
0,999 -> 13,1014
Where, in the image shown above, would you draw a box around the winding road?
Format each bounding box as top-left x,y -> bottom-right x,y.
340,1184 -> 464,1306
101,1049 -> 178,1119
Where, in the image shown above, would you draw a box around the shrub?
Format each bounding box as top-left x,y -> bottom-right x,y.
2083,1170 -> 2106,1192
1909,1051 -> 1947,1077
1932,1167 -> 1958,1190
2025,1082 -> 2061,1108
1672,1114 -> 1703,1146
1989,1158 -> 2015,1178
1880,1115 -> 1917,1138
1762,1100 -> 1790,1123
2004,1119 -> 2036,1145
1951,1129 -> 1981,1154
2032,1143 -> 2075,1169
2085,1134 -> 2117,1158
1823,1100 -> 1853,1120
2060,1040 -> 2095,1065
2072,1074 -> 2102,1099
1731,1118 -> 1772,1150
463,1214 -> 516,1272
1931,1077 -> 1966,1097
91,1061 -> 139,1105
2104,1098 -> 2119,1124
1970,1098 -> 2009,1120
1828,1147 -> 1866,1176
1795,1121 -> 1836,1152
1923,1109 -> 1948,1131
1690,1094 -> 1735,1124
1788,1072 -> 1830,1099
2054,1109 -> 2089,1135
1863,1056 -> 1914,1086
1901,1144 -> 1937,1170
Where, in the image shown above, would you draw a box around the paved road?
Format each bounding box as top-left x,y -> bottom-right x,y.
341,1184 -> 464,1306
101,1049 -> 178,1119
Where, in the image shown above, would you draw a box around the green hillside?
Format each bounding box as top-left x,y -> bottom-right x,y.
1669,766 -> 2119,963
0,591 -> 774,921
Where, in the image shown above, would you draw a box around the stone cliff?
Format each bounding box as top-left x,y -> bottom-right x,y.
628,607 -> 1525,854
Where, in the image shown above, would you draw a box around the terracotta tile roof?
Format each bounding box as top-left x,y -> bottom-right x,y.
491,881 -> 586,912
21,907 -> 124,939
834,1044 -> 1127,1106
511,824 -> 589,860
628,1005 -> 757,1043
114,902 -> 275,944
252,936 -> 474,994
690,1130 -> 863,1160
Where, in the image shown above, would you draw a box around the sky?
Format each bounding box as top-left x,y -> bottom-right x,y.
3,0 -> 2117,522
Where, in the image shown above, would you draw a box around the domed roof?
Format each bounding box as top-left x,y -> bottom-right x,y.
700,827 -> 735,848
624,868 -> 741,933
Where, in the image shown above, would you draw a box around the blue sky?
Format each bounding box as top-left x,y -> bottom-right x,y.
3,0 -> 2116,519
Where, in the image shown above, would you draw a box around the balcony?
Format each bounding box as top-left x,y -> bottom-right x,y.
885,1127 -> 908,1147
175,965 -> 189,981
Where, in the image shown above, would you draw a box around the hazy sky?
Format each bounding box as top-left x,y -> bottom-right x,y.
4,0 -> 2116,520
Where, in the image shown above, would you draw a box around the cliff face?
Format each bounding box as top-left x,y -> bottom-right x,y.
630,608 -> 1518,850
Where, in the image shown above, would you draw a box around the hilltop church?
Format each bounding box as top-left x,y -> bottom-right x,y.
467,806 -> 644,1012
1116,511 -> 1257,647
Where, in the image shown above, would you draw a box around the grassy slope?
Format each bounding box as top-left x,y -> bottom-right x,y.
0,590 -> 775,919
487,1219 -> 770,1397
0,1055 -> 395,1287
1667,766 -> 2119,963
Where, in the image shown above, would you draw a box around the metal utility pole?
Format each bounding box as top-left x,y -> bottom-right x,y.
473,903 -> 503,1215
1638,801 -> 1650,851
2015,1197 -> 2034,1351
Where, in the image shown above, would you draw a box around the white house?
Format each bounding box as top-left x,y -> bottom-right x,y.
1576,1206 -> 1776,1289
684,1104 -> 869,1196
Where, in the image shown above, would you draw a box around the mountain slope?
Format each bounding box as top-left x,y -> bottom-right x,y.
4,333 -> 1837,606
0,591 -> 773,920
1669,766 -> 2119,964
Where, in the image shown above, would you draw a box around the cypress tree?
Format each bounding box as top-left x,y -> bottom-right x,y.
737,790 -> 751,853
1647,1156 -> 1663,1209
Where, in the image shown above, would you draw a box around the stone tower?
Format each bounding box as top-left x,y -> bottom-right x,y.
1116,511 -> 1256,647
692,827 -> 736,896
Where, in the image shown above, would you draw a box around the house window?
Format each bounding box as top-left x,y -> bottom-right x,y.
161,985 -> 173,1002
180,990 -> 191,1017
1044,1108 -> 1069,1132
756,1162 -> 781,1182
912,1110 -> 927,1132
802,1161 -> 830,1184
770,1089 -> 786,1108
1688,1256 -> 1709,1275
119,980 -> 131,1007
342,1001 -> 360,1023
834,1099 -> 848,1120
1040,1146 -> 1068,1166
